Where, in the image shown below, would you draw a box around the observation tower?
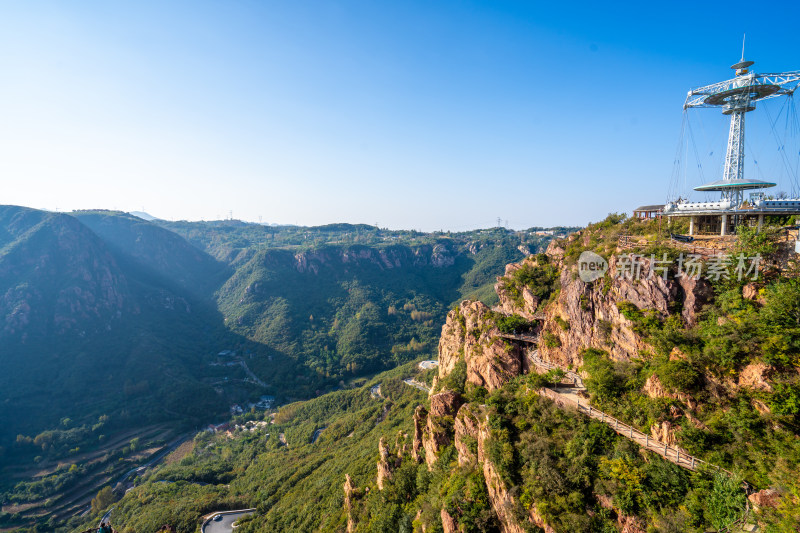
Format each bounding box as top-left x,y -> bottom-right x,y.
664,51 -> 800,235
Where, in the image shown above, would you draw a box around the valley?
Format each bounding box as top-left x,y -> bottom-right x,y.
0,205 -> 570,531
61,214 -> 800,533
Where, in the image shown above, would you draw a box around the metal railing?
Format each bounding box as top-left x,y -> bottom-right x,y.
497,332 -> 540,344
618,235 -> 721,257
527,351 -> 584,388
536,387 -> 736,476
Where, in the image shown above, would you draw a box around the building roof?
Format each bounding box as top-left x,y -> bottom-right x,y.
633,204 -> 664,212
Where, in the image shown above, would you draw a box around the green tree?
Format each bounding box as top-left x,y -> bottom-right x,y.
91,486 -> 115,514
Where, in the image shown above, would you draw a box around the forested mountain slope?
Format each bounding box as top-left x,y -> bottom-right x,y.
73,215 -> 800,533
1,206 -> 568,530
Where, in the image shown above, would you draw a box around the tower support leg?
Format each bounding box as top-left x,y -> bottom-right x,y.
757,213 -> 764,232
721,215 -> 728,236
723,110 -> 746,183
689,216 -> 695,236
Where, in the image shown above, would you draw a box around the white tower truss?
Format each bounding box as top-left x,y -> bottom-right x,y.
684,61 -> 800,203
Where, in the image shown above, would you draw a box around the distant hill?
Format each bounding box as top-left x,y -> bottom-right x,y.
0,206 -> 231,443
128,211 -> 157,221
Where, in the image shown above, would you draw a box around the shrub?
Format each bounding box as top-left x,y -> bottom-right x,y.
655,360 -> 702,393
502,262 -> 560,309
543,331 -> 562,348
442,360 -> 467,395
495,314 -> 535,334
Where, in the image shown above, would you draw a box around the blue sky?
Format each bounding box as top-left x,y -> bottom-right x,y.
1,1 -> 799,230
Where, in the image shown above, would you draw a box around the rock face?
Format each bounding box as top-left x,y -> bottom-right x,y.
494,257 -> 544,321
412,406 -> 427,463
425,231 -> 730,533
650,420 -> 679,446
737,362 -> 774,392
437,301 -> 526,392
748,488 -> 781,509
377,434 -> 407,489
292,243 -> 457,274
440,509 -> 458,533
535,254 -> 676,368
376,437 -> 394,490
454,405 -> 480,466
343,474 -> 357,533
476,412 -> 555,533
643,374 -> 697,409
677,275 -> 714,326
418,391 -> 463,468
485,242 -> 715,375
618,514 -> 647,533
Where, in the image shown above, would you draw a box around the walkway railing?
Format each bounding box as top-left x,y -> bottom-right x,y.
497,332 -> 540,344
617,235 -> 720,258
537,387 -> 736,477
527,351 -> 584,388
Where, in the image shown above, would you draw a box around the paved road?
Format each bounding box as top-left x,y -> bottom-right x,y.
311,427 -> 326,443
238,360 -> 267,388
402,378 -> 430,393
203,511 -> 254,533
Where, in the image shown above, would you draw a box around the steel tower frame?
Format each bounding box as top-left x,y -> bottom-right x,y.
684,63 -> 800,204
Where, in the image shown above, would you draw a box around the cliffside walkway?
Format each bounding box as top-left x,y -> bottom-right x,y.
617,235 -> 721,258
497,332 -> 540,344
526,351 -> 584,388
524,351 -> 739,477
537,387 -> 755,531
537,387 -> 732,475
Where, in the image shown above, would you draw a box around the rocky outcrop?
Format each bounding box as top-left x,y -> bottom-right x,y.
377,433 -> 407,489
343,474 -> 357,533
534,254 -> 675,369
650,420 -> 680,447
618,514 -> 647,533
476,413 -> 555,533
437,301 -> 526,392
737,362 -> 774,392
748,488 -> 781,509
420,392 -> 463,468
454,405 -> 480,466
412,406 -> 427,463
430,390 -> 463,418
376,437 -> 394,490
482,239 -> 717,375
494,257 -> 544,320
440,509 -> 458,533
643,374 -> 697,409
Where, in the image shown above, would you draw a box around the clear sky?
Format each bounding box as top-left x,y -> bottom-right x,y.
2,1 -> 799,230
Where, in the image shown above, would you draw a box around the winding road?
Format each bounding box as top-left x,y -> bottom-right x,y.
202,510 -> 255,533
